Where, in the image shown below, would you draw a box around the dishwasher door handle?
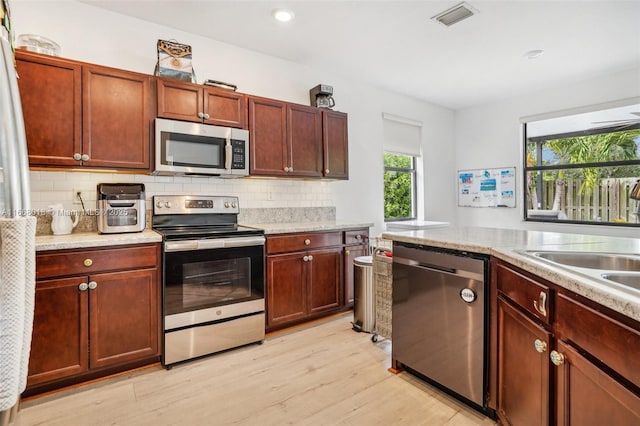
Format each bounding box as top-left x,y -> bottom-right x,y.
394,256 -> 485,281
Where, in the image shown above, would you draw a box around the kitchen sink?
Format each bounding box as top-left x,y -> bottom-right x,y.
528,251 -> 640,271
601,273 -> 640,291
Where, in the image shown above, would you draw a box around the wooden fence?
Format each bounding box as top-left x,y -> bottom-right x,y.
538,178 -> 639,223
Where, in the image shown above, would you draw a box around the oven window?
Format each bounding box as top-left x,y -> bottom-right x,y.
164,245 -> 264,316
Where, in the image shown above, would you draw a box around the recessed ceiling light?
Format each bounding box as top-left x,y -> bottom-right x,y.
524,49 -> 545,60
273,8 -> 295,23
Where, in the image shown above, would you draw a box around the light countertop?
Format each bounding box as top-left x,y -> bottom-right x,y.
381,226 -> 640,322
35,228 -> 162,251
244,221 -> 373,235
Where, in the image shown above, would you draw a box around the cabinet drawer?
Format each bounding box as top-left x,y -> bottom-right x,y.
267,232 -> 342,255
495,262 -> 552,324
344,229 -> 369,245
36,244 -> 159,279
555,293 -> 640,389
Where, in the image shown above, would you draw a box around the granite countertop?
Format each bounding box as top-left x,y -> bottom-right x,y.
381,226 -> 640,322
35,228 -> 162,251
244,221 -> 373,235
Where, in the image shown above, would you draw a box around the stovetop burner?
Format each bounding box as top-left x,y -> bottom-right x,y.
151,195 -> 263,240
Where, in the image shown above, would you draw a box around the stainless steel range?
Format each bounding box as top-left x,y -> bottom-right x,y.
152,195 -> 265,367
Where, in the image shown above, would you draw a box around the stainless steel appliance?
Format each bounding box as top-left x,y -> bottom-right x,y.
152,195 -> 265,367
0,9 -> 36,425
309,84 -> 335,109
391,242 -> 490,413
154,118 -> 249,177
97,183 -> 146,234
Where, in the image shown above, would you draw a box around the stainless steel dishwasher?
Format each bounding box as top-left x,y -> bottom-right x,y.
391,242 -> 490,412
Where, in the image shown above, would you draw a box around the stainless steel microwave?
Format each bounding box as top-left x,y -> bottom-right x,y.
154,118 -> 249,177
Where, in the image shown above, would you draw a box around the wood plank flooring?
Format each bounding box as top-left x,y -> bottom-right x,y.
16,313 -> 496,426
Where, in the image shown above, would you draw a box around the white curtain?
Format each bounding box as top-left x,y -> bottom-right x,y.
382,112 -> 423,156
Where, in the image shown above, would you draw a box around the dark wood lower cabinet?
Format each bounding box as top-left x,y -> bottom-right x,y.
496,296 -> 551,426
307,248 -> 341,314
26,244 -> 161,395
267,253 -> 307,326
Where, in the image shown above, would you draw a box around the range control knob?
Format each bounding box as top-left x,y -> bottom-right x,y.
165,201 -> 172,208
224,202 -> 230,208
231,202 -> 237,208
156,201 -> 163,208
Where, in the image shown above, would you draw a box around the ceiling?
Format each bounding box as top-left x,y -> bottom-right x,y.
83,0 -> 640,110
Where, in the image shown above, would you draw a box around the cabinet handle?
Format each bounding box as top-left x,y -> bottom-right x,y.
534,339 -> 547,353
308,255 -> 313,261
550,350 -> 565,366
283,166 -> 289,172
198,112 -> 205,119
303,255 -> 309,262
355,235 -> 362,240
304,239 -> 311,245
79,282 -> 88,291
73,153 -> 82,161
203,113 -> 210,119
83,258 -> 93,267
325,169 -> 330,174
533,291 -> 547,317
346,249 -> 351,255
88,281 -> 97,290
81,154 -> 90,162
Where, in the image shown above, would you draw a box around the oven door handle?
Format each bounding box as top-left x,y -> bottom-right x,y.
164,236 -> 266,252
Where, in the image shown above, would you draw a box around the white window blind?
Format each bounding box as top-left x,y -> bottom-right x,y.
382,112 -> 422,156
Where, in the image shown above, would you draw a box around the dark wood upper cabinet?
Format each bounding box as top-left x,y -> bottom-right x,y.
16,51 -> 82,167
157,78 -> 246,128
248,96 -> 288,176
288,103 -> 323,177
15,50 -> 152,171
322,110 -> 349,179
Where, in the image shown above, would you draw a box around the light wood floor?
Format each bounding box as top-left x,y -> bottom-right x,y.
16,313 -> 496,426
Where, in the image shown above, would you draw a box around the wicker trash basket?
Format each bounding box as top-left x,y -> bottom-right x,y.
371,245 -> 392,342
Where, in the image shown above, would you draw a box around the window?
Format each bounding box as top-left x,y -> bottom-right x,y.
524,102 -> 640,226
384,153 -> 417,220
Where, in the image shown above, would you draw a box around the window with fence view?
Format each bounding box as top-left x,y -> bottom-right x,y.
524,102 -> 640,226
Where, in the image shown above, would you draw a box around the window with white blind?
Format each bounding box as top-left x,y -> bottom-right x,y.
382,113 -> 422,221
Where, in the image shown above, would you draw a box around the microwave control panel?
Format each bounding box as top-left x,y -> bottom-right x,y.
231,140 -> 245,169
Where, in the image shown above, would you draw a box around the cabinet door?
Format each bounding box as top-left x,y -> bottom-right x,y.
27,277 -> 89,386
287,103 -> 323,177
156,78 -> 203,122
248,96 -> 288,176
16,51 -> 82,167
554,340 -> 640,425
344,244 -> 368,307
267,253 -> 307,327
322,110 -> 349,179
496,296 -> 552,426
83,65 -> 152,170
204,87 -> 247,128
308,248 -> 342,314
89,269 -> 159,369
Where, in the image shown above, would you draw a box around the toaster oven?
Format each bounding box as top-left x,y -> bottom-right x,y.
97,183 -> 146,234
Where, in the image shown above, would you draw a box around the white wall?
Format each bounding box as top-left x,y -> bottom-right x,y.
12,1 -> 456,237
455,66 -> 640,237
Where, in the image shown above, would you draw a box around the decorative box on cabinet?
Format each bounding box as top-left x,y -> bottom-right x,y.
26,244 -> 161,395
490,259 -> 640,426
266,231 -> 343,330
156,77 -> 246,128
16,50 -> 153,171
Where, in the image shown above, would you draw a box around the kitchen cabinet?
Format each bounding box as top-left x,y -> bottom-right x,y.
491,259 -> 640,425
322,110 -> 349,179
248,96 -> 347,179
248,96 -> 323,177
16,50 -> 153,171
156,78 -> 247,128
343,229 -> 369,307
26,244 -> 161,395
266,231 -> 343,330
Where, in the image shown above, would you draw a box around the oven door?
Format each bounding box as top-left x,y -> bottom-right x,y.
163,237 -> 264,330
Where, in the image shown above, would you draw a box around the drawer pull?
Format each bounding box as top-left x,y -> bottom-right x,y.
303,255 -> 309,262
345,249 -> 351,255
88,281 -> 97,290
83,258 -> 93,267
79,282 -> 88,291
308,255 -> 313,261
304,239 -> 311,245
550,350 -> 565,366
533,291 -> 547,317
534,339 -> 547,353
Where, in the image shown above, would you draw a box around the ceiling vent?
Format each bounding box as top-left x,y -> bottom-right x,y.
431,2 -> 477,27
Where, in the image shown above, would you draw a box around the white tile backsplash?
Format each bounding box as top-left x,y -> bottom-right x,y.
30,171 -> 336,211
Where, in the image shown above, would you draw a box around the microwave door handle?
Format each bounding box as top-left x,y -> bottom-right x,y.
225,140 -> 232,171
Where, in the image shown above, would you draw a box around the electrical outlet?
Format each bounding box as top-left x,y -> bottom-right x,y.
72,189 -> 83,205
